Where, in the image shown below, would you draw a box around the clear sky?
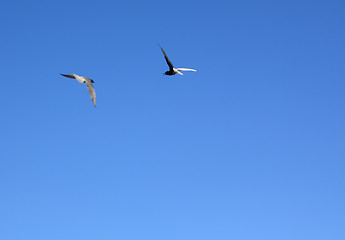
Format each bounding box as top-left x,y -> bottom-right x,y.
1,0 -> 345,239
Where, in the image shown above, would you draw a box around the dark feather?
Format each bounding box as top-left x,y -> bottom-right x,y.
158,45 -> 174,71
60,74 -> 76,79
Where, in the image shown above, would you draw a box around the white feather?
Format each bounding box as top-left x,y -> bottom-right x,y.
73,73 -> 86,83
176,68 -> 198,72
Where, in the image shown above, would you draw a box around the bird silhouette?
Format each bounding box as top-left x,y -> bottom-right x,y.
158,44 -> 198,76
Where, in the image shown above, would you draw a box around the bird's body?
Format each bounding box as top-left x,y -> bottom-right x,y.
61,73 -> 96,107
158,44 -> 197,76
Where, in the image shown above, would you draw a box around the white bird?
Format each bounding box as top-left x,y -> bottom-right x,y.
158,44 -> 198,76
60,73 -> 96,107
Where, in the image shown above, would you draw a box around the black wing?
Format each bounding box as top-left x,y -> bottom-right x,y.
60,74 -> 76,79
159,45 -> 174,71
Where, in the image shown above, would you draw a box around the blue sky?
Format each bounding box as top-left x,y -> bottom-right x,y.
1,0 -> 345,239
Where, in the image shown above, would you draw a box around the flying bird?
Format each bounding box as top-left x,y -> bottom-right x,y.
158,44 -> 198,76
60,73 -> 96,107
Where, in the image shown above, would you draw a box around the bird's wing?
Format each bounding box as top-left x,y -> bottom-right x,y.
176,68 -> 198,72
61,74 -> 76,79
159,45 -> 174,71
61,73 -> 86,83
85,80 -> 96,107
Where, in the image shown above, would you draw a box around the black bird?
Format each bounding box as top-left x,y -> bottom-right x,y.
158,44 -> 198,76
